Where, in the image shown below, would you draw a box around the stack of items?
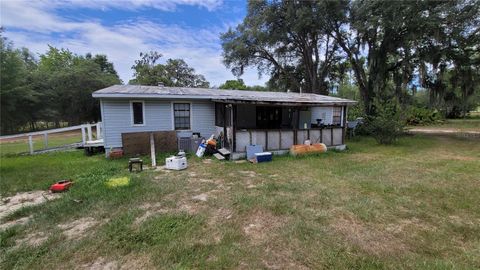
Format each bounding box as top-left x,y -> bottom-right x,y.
246,145 -> 272,163
195,134 -> 231,160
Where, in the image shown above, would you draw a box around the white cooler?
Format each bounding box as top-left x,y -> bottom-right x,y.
165,156 -> 187,170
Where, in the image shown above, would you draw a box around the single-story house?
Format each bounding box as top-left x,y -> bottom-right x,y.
92,85 -> 356,158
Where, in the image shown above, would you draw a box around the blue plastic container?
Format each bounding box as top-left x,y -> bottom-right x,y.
255,152 -> 272,163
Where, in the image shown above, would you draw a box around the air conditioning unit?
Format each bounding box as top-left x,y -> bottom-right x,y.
178,136 -> 205,152
177,137 -> 192,152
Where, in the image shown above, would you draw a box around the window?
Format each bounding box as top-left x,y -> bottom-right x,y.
131,101 -> 144,125
173,103 -> 191,130
332,107 -> 342,125
215,103 -> 225,126
256,106 -> 282,129
215,103 -> 231,127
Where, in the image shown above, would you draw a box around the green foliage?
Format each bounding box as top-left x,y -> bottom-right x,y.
405,107 -> 443,126
222,0 -> 479,118
221,0 -> 343,94
0,35 -> 121,134
218,79 -> 268,91
129,51 -> 209,88
366,99 -> 405,144
34,46 -> 121,126
0,36 -> 38,134
219,79 -> 247,90
334,80 -> 364,120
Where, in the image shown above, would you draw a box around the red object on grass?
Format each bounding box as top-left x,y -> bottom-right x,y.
49,180 -> 73,192
109,149 -> 124,159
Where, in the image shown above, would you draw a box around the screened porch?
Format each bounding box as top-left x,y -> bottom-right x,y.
214,102 -> 348,154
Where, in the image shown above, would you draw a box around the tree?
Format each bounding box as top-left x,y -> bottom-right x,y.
327,0 -> 480,115
0,32 -> 122,134
415,1 -> 480,117
35,47 -> 121,125
219,79 -> 248,90
221,0 -> 341,94
0,34 -> 39,134
223,1 -> 479,119
218,78 -> 269,91
130,51 -> 210,88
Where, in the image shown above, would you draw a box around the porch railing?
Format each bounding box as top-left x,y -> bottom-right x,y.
235,127 -> 344,153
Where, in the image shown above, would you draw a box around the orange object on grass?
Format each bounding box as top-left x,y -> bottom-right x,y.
290,143 -> 327,156
206,139 -> 216,147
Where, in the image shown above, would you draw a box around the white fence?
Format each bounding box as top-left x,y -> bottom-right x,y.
0,122 -> 103,154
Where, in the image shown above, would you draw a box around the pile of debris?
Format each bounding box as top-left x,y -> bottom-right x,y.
195,134 -> 231,161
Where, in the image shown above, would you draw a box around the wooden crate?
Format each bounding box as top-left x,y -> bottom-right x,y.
121,131 -> 177,156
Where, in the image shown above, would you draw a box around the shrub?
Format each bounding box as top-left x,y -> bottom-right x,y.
366,99 -> 405,144
405,106 -> 442,125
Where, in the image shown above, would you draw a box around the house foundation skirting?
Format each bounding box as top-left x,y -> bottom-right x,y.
230,144 -> 347,160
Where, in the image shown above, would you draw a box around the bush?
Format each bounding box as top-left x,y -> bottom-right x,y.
366,99 -> 405,144
405,106 -> 443,125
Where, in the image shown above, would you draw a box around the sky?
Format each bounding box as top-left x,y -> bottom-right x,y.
0,0 -> 266,87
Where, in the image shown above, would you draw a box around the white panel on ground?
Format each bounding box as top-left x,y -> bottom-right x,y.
297,130 -> 309,144
253,131 -> 266,148
267,132 -> 280,150
333,128 -> 343,145
309,130 -> 321,144
322,129 -> 332,146
280,131 -> 294,149
236,131 -> 250,153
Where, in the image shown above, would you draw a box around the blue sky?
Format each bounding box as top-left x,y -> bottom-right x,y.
1,0 -> 265,86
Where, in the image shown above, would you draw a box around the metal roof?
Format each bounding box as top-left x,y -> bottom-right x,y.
92,85 -> 357,106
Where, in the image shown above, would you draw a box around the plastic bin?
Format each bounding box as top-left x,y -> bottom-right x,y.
255,152 -> 272,163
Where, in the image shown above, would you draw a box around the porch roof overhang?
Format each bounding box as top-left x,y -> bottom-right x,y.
92,84 -> 357,106
211,99 -> 354,106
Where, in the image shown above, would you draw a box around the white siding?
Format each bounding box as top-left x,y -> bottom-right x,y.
101,99 -> 215,149
311,107 -> 333,125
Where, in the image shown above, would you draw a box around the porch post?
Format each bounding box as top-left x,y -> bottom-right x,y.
342,105 -> 348,145
232,104 -> 237,152
294,108 -> 300,145
222,103 -> 227,148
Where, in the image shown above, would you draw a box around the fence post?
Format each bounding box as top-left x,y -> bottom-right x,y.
81,125 -> 86,145
44,133 -> 48,149
96,122 -> 101,139
87,124 -> 92,141
28,135 -> 34,154
150,132 -> 156,167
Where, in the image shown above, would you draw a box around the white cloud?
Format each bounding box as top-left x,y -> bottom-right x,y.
69,0 -> 224,12
0,0 -> 266,86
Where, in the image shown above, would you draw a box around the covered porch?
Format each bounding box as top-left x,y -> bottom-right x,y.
214,100 -> 349,158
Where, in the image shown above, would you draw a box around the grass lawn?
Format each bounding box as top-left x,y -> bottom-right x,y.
0,129 -> 99,156
1,135 -> 479,269
408,119 -> 480,132
434,119 -> 480,131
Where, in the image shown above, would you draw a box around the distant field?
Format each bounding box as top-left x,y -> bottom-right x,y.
0,129 -> 98,156
408,118 -> 480,132
429,119 -> 480,131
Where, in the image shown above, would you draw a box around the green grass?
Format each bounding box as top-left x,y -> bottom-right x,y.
408,118 -> 480,132
0,151 -> 125,195
439,119 -> 480,130
1,135 -> 479,269
0,132 -> 84,156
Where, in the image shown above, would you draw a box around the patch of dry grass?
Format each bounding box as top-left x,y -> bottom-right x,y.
1,135 -> 480,269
